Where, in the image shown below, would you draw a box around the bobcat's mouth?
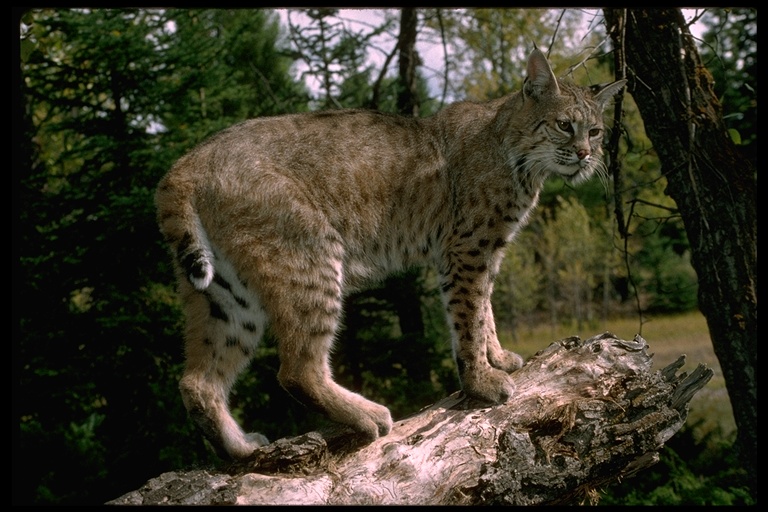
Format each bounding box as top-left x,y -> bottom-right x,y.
562,169 -> 583,181
556,163 -> 593,184
555,163 -> 583,178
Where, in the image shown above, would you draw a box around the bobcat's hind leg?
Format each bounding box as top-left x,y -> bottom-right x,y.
178,275 -> 269,460
179,370 -> 268,460
262,252 -> 393,442
277,349 -> 393,441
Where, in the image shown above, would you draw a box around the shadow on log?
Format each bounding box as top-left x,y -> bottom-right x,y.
107,332 -> 712,505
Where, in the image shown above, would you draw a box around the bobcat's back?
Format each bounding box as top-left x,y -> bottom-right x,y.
156,107 -> 486,291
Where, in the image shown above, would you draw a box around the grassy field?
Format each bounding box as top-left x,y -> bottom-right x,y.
498,311 -> 736,447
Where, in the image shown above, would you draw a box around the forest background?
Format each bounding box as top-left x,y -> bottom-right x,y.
15,8 -> 756,505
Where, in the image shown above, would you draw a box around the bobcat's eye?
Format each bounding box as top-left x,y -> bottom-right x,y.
589,128 -> 602,137
557,120 -> 573,133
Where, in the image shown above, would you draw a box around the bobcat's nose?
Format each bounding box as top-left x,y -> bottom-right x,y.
576,149 -> 590,160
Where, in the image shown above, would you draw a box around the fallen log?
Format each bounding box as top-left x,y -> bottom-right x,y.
107,332 -> 713,505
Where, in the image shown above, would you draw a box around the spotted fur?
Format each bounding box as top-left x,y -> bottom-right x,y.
155,48 -> 625,460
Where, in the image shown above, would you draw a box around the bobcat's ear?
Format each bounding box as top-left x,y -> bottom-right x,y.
591,79 -> 628,110
523,48 -> 560,100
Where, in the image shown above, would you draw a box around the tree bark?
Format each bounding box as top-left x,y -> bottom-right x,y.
397,7 -> 420,117
603,9 -> 757,488
107,332 -> 712,505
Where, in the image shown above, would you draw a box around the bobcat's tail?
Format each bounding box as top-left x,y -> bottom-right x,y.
155,164 -> 215,291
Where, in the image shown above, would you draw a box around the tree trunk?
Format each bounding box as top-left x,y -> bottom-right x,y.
603,9 -> 757,489
107,332 -> 712,505
387,7 -> 430,383
397,7 -> 420,117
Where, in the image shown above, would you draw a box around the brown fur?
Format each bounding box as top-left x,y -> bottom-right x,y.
156,48 -> 625,459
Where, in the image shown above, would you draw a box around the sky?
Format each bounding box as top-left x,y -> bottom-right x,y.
275,8 -> 708,102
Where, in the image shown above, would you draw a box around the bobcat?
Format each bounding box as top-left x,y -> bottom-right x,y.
156,48 -> 625,460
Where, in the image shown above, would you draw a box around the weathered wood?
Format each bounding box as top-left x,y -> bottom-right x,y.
107,332 -> 712,505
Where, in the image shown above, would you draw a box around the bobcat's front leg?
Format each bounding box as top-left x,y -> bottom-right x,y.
481,300 -> 525,373
441,270 -> 522,403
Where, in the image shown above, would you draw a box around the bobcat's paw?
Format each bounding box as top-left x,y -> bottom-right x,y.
219,430 -> 271,460
332,393 -> 393,441
351,400 -> 393,440
245,431 -> 270,447
491,349 -> 525,373
462,366 -> 516,404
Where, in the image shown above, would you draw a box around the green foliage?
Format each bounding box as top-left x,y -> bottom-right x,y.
285,8 -> 391,109
492,232 -> 543,338
631,216 -> 699,313
698,8 -> 757,151
162,8 -> 309,142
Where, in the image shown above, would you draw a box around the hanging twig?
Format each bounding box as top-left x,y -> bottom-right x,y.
547,9 -> 566,57
368,43 -> 398,110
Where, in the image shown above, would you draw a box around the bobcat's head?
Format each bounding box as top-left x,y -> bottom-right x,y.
510,49 -> 626,185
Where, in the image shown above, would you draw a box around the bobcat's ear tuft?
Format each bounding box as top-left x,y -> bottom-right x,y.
592,79 -> 627,110
523,48 -> 560,100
